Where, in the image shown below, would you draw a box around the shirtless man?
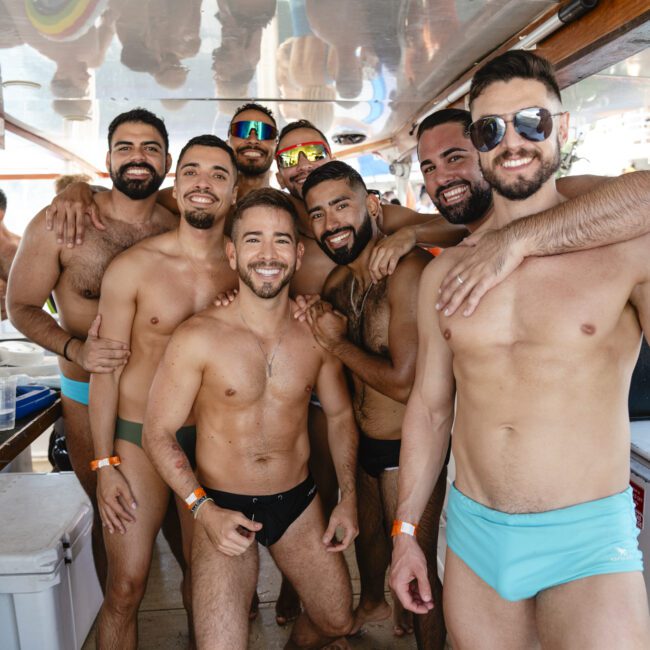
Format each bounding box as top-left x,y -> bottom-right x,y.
6,109 -> 176,589
390,50 -> 650,649
303,161 -> 446,648
142,187 -> 358,650
89,135 -> 239,649
0,189 -> 20,318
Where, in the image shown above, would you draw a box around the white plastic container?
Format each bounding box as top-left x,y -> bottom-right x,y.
0,472 -> 102,650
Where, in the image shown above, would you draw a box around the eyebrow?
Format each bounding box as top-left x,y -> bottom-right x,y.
420,146 -> 469,168
242,230 -> 295,241
113,140 -> 162,148
307,194 -> 351,215
179,162 -> 230,174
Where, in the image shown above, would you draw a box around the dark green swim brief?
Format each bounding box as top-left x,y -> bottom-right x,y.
115,417 -> 196,468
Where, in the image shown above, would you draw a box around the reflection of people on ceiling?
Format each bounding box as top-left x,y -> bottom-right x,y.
113,0 -> 202,89
212,0 -> 277,98
0,0 -> 115,118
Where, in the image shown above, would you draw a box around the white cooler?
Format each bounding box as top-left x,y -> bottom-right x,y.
630,420 -> 650,599
0,472 -> 102,650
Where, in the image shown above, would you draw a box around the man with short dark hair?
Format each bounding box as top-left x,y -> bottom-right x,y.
89,135 -> 239,649
303,160 -> 447,648
143,187 -> 359,650
391,50 -> 650,649
7,108 -> 176,590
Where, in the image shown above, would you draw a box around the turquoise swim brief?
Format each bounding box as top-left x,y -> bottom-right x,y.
59,374 -> 89,406
447,483 -> 643,602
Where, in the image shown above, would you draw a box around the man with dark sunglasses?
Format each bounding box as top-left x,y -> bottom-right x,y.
391,50 -> 650,649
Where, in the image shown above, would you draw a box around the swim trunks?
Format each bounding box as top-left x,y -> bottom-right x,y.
59,374 -> 89,406
358,433 -> 401,478
309,391 -> 322,408
204,474 -> 317,547
446,483 -> 643,602
115,417 -> 197,468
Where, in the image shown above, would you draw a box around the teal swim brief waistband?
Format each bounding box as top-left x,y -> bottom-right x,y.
59,374 -> 89,406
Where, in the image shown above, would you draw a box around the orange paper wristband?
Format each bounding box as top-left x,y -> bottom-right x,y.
391,520 -> 418,537
185,487 -> 207,510
90,456 -> 121,471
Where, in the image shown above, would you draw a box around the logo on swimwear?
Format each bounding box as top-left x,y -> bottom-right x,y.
308,485 -> 316,497
610,546 -> 630,562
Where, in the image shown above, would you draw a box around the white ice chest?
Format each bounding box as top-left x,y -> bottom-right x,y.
0,472 -> 102,649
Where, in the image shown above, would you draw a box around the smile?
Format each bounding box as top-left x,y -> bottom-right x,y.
124,167 -> 152,178
326,230 -> 352,248
254,267 -> 282,277
440,184 -> 469,205
187,194 -> 215,206
500,157 -> 533,170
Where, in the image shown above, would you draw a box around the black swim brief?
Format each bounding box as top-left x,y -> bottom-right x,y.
203,474 -> 317,547
358,433 -> 401,478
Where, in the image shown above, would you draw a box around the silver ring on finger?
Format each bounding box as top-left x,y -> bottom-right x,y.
456,274 -> 464,285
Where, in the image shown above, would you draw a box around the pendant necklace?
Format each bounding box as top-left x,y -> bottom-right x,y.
240,309 -> 290,378
350,276 -> 373,319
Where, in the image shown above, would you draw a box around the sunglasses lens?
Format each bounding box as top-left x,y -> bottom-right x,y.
231,120 -> 277,140
277,143 -> 329,168
514,108 -> 553,142
470,117 -> 506,152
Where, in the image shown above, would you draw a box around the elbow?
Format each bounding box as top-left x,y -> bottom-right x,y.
391,370 -> 415,404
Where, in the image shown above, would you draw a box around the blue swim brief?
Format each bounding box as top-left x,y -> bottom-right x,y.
59,374 -> 89,406
446,483 -> 643,602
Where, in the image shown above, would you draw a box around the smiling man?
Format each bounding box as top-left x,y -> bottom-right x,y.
391,50 -> 650,649
7,108 -> 177,591
88,135 -> 239,649
143,188 -> 359,650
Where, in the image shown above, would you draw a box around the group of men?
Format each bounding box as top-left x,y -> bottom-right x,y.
5,49 -> 650,650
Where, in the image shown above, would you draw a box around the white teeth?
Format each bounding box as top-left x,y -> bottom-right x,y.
441,185 -> 468,202
243,151 -> 262,158
256,268 -> 280,276
328,232 -> 350,245
125,167 -> 150,176
189,195 -> 213,204
502,157 -> 532,168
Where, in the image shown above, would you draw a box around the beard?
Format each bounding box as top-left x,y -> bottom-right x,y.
235,146 -> 273,177
110,162 -> 165,200
481,142 -> 561,201
317,213 -> 373,265
239,261 -> 293,299
433,181 -> 493,225
183,211 -> 216,230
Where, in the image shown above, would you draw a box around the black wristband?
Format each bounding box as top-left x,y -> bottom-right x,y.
62,336 -> 76,362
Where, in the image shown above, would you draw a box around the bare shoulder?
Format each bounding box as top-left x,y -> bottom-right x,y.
151,201 -> 179,230
420,247 -> 465,290
322,265 -> 348,299
20,208 -> 59,248
386,247 -> 431,295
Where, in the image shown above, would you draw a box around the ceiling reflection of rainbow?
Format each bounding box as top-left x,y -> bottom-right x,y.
24,0 -> 104,41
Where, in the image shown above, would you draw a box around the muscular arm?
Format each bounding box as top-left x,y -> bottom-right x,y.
380,203 -> 466,246
7,211 -> 73,355
439,171 -> 650,316
321,256 -> 424,403
142,323 -> 203,501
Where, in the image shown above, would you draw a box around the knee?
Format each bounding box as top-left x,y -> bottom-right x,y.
319,609 -> 354,638
105,572 -> 147,614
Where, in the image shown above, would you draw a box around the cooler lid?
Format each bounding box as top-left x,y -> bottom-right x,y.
0,472 -> 93,575
630,420 -> 650,463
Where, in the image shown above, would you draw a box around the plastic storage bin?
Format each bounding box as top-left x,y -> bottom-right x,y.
0,472 -> 102,650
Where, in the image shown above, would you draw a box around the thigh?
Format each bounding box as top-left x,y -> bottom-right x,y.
307,403 -> 338,516
444,548 -> 540,650
271,495 -> 353,634
359,467 -> 388,541
191,522 -> 258,650
61,398 -> 96,500
174,493 -> 195,564
105,441 -> 171,578
536,571 -> 650,650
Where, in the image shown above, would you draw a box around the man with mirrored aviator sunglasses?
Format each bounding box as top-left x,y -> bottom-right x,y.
391,50 -> 650,649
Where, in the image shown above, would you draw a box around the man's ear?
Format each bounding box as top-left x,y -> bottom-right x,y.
231,184 -> 238,206
295,240 -> 305,272
558,111 -> 570,147
225,239 -> 237,271
276,170 -> 287,190
366,191 -> 381,223
165,153 -> 172,175
105,151 -> 111,175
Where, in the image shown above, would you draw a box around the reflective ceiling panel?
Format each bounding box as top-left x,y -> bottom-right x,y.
0,0 -> 557,169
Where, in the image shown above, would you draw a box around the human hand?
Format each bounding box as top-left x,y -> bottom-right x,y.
96,466 -> 137,534
213,289 -> 238,307
45,182 -> 104,247
72,315 -> 130,373
292,294 -> 320,322
436,228 -> 526,317
322,495 -> 358,552
389,534 -> 434,614
369,226 -> 416,283
198,503 -> 263,556
306,301 -> 348,351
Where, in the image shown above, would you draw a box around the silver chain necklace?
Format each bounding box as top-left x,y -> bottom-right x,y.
350,276 -> 373,319
240,309 -> 290,378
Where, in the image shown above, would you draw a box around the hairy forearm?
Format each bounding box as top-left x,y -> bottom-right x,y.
326,411 -> 358,499
512,170 -> 650,257
396,394 -> 453,523
412,217 -> 467,248
143,427 -> 199,500
8,303 -> 75,356
88,372 -> 122,458
331,338 -> 411,403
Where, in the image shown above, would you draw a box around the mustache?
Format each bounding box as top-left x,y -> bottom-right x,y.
237,145 -> 267,154
249,261 -> 288,270
118,161 -> 157,177
436,180 -> 468,200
